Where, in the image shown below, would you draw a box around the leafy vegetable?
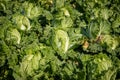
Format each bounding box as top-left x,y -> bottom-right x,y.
12,14 -> 31,30
51,29 -> 69,54
0,0 -> 120,80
